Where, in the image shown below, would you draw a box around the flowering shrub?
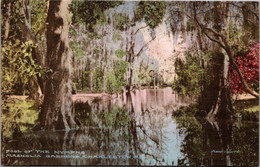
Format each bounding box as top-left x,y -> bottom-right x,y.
230,43 -> 259,94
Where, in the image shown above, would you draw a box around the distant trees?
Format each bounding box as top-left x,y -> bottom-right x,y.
125,1 -> 166,91
70,1 -> 124,93
70,1 -> 166,93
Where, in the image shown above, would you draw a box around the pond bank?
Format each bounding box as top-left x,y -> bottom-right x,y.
174,98 -> 259,122
7,92 -> 257,101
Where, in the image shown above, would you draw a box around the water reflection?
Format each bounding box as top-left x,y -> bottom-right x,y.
175,116 -> 258,166
2,88 -> 259,166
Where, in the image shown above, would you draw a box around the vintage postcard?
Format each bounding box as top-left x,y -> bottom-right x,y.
1,0 -> 259,166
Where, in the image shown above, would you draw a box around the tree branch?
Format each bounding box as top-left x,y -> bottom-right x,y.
232,3 -> 259,21
136,38 -> 154,57
192,3 -> 226,49
21,0 -> 37,43
134,25 -> 149,35
3,2 -> 11,40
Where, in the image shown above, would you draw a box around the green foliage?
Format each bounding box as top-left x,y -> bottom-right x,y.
138,73 -> 146,81
186,18 -> 195,31
173,108 -> 258,166
31,0 -> 48,39
1,0 -> 23,39
113,32 -> 123,42
74,102 -> 131,143
106,60 -> 128,94
1,40 -> 45,95
87,32 -> 104,40
1,0 -> 47,96
203,10 -> 211,24
1,0 -> 47,40
173,115 -> 205,166
114,14 -> 129,31
75,58 -> 128,94
172,52 -> 210,97
69,29 -> 77,37
76,103 -> 131,129
227,25 -> 254,56
71,1 -> 123,31
136,1 -> 166,29
233,99 -> 259,121
1,99 -> 39,138
114,60 -> 128,74
174,104 -> 200,117
74,62 -> 91,92
230,121 -> 258,166
115,49 -> 127,58
92,67 -> 104,93
106,72 -> 119,94
93,47 -> 101,54
103,106 -> 130,128
74,101 -> 92,126
70,41 -> 84,59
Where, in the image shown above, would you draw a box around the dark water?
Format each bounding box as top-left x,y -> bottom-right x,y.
2,88 -> 259,166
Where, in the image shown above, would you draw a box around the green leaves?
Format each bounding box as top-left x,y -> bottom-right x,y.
227,25 -> 253,55
115,49 -> 127,58
31,0 -> 48,39
71,1 -> 123,31
186,18 -> 195,31
113,32 -> 123,42
69,41 -> 84,59
103,106 -> 130,128
136,1 -> 166,29
1,40 -> 45,95
106,72 -> 119,94
114,14 -> 129,31
172,52 -> 211,97
106,60 -> 128,94
93,67 -> 104,93
1,99 -> 39,138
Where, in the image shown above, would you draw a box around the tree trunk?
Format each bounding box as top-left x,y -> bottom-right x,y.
40,0 -> 77,130
29,76 -> 43,106
193,2 -> 232,119
89,61 -> 93,93
3,1 -> 11,40
206,51 -> 232,120
127,29 -> 135,92
81,70 -> 84,90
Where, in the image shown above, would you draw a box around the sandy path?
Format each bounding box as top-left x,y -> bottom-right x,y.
232,94 -> 257,100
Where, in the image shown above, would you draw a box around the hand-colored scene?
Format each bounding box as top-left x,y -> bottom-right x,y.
1,1 -> 259,166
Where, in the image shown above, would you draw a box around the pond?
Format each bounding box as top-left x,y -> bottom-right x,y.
2,87 -> 259,166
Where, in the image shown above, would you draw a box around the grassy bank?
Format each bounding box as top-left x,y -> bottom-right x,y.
1,99 -> 40,138
232,99 -> 259,121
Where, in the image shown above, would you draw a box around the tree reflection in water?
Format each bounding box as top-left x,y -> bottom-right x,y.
174,115 -> 258,166
2,88 -> 258,166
